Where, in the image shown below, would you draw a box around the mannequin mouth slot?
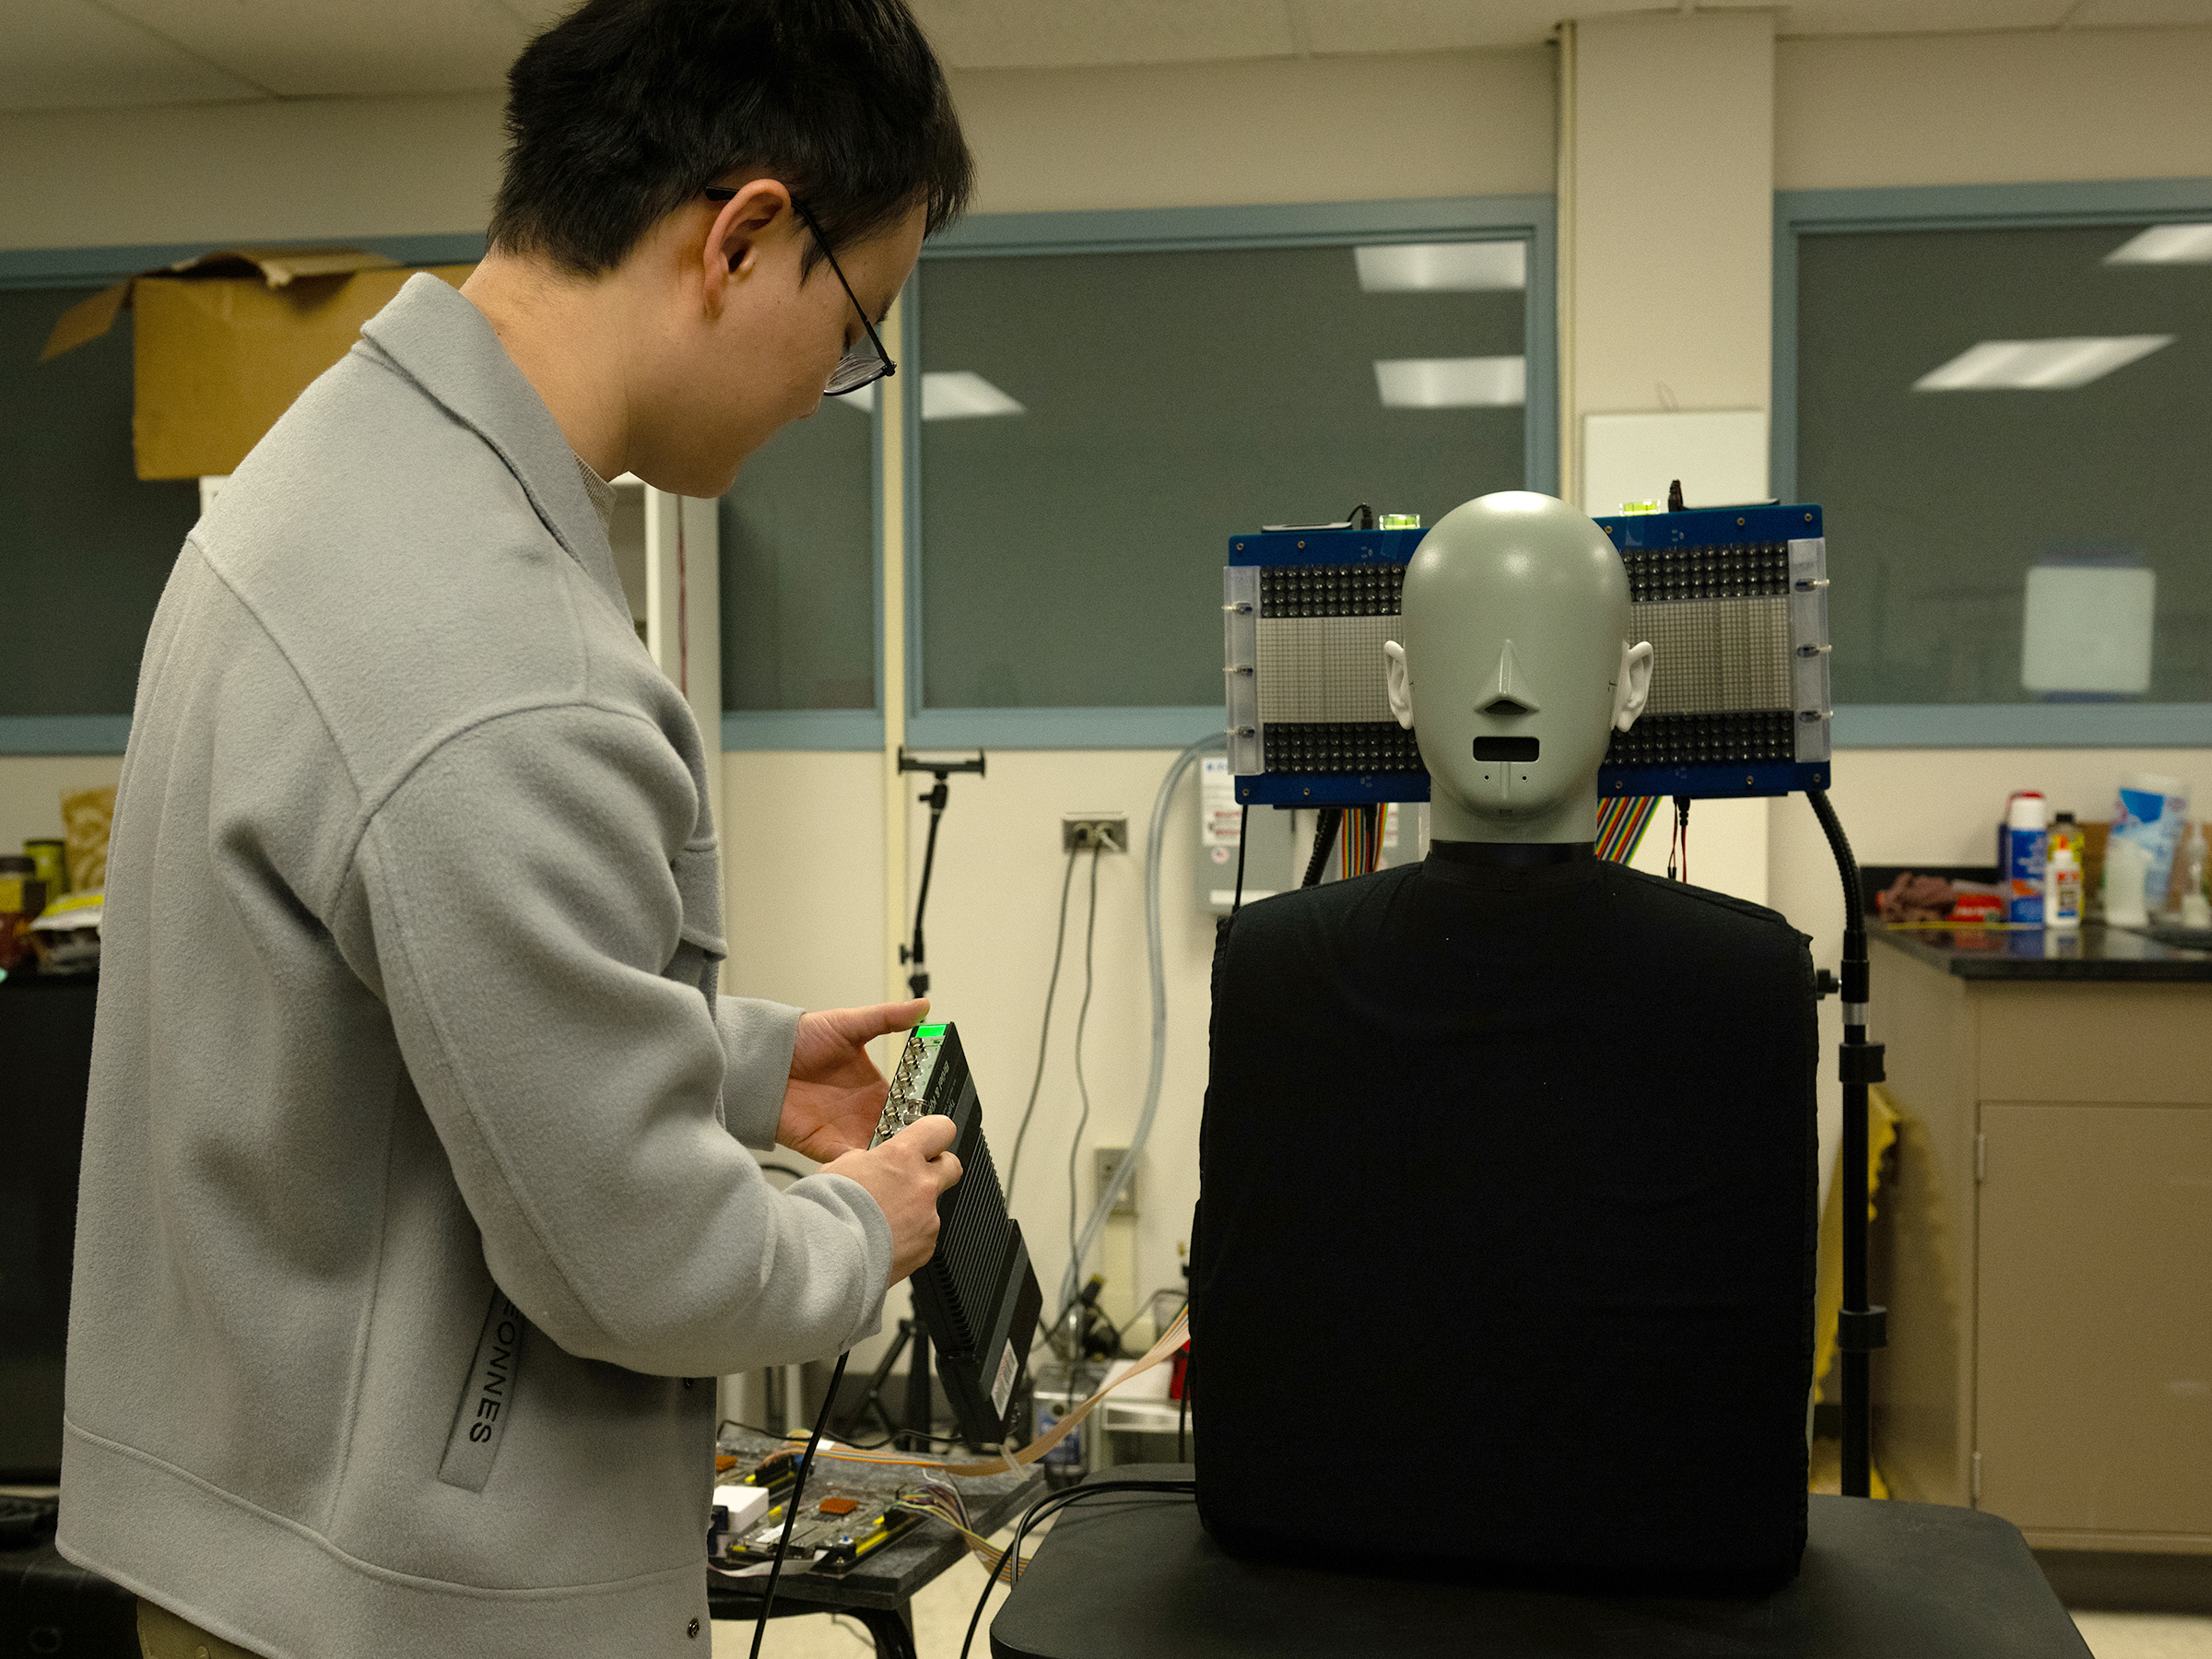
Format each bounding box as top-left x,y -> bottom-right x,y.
1473,737 -> 1540,763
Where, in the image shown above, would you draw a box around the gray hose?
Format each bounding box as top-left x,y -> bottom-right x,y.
1054,731 -> 1227,1323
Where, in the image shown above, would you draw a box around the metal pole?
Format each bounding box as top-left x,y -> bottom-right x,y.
901,1321 -> 933,1452
1807,788 -> 1888,1499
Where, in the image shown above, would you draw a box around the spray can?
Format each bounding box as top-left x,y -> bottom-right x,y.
2005,793 -> 2047,925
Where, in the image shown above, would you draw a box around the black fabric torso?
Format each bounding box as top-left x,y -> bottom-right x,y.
1192,855 -> 1818,1585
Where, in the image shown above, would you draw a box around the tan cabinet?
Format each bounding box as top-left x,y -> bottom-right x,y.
1874,935 -> 2212,1553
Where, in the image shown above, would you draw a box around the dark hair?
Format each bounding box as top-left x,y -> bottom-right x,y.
488,0 -> 972,279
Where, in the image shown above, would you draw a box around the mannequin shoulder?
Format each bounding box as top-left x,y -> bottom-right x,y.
1215,863 -> 1418,951
1603,861 -> 1811,951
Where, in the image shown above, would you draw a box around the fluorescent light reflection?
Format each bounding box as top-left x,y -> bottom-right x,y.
2105,224 -> 2212,265
1912,336 -> 2173,391
1355,241 -> 1525,292
1374,356 -> 1525,409
834,371 -> 1026,419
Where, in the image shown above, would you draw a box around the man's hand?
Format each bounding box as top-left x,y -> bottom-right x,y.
777,998 -> 930,1163
822,1117 -> 962,1285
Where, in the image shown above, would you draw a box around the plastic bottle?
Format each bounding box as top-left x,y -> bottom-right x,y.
2182,824 -> 2211,930
2005,792 -> 2047,926
2105,837 -> 2152,928
2044,844 -> 2082,932
2114,772 -> 2189,912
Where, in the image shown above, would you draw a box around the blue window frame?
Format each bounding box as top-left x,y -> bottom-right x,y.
903,195 -> 1557,751
1773,179 -> 2212,748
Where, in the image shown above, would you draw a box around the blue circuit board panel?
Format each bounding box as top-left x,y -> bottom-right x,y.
1223,506 -> 1831,807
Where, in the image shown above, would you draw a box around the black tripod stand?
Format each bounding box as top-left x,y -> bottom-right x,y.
897,748 -> 985,1000
1807,789 -> 1888,1500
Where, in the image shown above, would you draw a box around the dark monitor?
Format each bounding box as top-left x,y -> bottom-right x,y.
1,974 -> 98,1484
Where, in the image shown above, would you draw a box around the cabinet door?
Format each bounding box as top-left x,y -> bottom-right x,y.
1977,1104 -> 2212,1535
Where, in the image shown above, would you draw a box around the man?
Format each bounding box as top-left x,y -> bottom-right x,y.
59,3 -> 972,1655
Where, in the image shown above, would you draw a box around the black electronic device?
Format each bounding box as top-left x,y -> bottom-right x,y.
1221,502 -> 1833,807
870,1022 -> 1041,1446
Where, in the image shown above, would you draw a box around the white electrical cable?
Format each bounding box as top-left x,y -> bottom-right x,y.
1053,731 -> 1226,1324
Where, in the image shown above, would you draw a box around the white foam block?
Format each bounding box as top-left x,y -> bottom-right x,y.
713,1484 -> 772,1535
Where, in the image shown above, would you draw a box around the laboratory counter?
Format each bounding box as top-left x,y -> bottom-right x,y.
1871,921 -> 2212,981
1868,923 -> 2212,1554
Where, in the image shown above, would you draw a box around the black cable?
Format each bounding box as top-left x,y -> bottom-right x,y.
958,1480 -> 1198,1659
1064,841 -> 1103,1300
1231,805 -> 1249,914
1300,808 -> 1342,888
722,1410 -> 971,1454
1006,841 -> 1081,1197
718,1417 -> 796,1442
1343,501 -> 1374,531
748,1350 -> 851,1659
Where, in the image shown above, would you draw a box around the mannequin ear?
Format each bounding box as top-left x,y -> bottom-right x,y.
1383,641 -> 1415,730
1612,640 -> 1653,733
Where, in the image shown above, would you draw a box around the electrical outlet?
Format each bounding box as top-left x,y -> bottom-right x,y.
1062,814 -> 1129,853
1093,1147 -> 1137,1218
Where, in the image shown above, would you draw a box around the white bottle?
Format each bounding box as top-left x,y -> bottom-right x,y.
2044,845 -> 2082,931
2105,837 -> 2152,928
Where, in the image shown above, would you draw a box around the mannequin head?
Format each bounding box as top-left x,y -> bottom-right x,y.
1383,491 -> 1653,843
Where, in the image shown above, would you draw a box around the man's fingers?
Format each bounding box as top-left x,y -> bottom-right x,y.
890,1112 -> 958,1159
930,1150 -> 963,1194
849,997 -> 929,1041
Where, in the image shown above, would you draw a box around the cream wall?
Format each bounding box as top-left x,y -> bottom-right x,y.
1776,26 -> 2212,191
0,756 -> 121,858
6,24 -> 2211,1375
948,48 -> 1556,213
0,91 -> 504,252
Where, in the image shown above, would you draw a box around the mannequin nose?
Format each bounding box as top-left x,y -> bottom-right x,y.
1478,639 -> 1541,716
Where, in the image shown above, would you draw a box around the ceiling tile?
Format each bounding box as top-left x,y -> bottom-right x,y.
1772,0 -> 2074,33
497,0 -> 577,29
912,0 -> 1297,69
94,0 -> 531,96
1294,0 -> 1645,55
2061,0 -> 2212,24
0,0 -> 266,110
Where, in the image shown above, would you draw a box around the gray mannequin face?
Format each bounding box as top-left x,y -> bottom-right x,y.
1383,491 -> 1653,843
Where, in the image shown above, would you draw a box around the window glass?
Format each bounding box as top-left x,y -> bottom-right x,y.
917,241 -> 1527,709
720,403 -> 876,711
0,288 -> 199,718
1797,222 -> 2212,705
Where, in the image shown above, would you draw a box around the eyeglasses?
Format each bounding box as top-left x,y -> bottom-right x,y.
704,187 -> 897,396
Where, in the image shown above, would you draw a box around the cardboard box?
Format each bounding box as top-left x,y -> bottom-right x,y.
40,247 -> 474,480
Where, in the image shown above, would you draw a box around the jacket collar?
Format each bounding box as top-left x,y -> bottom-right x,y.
358,274 -> 628,619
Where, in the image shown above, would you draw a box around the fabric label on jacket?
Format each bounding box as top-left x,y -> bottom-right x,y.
438,1289 -> 526,1492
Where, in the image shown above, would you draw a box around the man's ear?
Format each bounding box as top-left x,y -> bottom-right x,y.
1612,640 -> 1653,732
1383,640 -> 1415,730
700,179 -> 794,317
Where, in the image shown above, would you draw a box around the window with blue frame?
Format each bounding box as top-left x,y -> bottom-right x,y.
912,211 -> 1545,724
1793,209 -> 2212,712
720,406 -> 877,713
0,287 -> 200,728
0,249 -> 879,752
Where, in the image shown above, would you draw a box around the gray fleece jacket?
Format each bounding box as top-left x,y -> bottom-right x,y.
58,274 -> 892,1658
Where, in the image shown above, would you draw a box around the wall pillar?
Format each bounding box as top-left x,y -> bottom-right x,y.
1559,11 -> 1778,912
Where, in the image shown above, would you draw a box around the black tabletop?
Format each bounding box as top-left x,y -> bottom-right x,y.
708,1434 -> 1046,1614
1873,921 -> 2212,982
989,1466 -> 2089,1659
